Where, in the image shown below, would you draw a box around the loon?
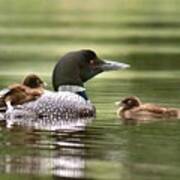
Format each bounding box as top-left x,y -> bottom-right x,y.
116,96 -> 180,121
0,74 -> 45,112
5,49 -> 130,120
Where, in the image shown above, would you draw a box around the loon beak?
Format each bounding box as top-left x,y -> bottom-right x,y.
101,60 -> 130,71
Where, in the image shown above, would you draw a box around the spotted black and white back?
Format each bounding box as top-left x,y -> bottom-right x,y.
21,91 -> 95,119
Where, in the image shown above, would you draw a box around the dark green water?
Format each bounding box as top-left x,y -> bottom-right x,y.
1,0 -> 180,179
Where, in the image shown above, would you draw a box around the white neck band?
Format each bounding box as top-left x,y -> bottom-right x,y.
58,85 -> 86,93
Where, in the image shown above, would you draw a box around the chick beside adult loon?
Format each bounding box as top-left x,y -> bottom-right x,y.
6,49 -> 130,119
116,96 -> 180,122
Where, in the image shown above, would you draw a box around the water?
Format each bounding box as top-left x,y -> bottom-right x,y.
1,76 -> 180,180
1,0 -> 180,179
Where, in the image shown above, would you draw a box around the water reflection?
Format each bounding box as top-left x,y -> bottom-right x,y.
5,112 -> 94,131
1,150 -> 85,179
0,116 -> 94,179
120,118 -> 176,125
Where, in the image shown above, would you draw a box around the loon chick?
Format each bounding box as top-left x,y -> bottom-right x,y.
0,74 -> 45,111
116,96 -> 180,121
6,49 -> 130,119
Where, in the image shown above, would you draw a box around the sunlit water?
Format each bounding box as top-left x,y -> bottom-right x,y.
1,0 -> 180,179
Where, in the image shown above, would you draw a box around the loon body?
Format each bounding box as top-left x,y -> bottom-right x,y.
13,91 -> 94,119
4,49 -> 129,120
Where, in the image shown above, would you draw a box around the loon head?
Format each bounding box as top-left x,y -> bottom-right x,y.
52,49 -> 130,91
22,74 -> 46,89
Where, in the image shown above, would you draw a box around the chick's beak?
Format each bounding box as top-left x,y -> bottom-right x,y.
115,101 -> 121,106
42,82 -> 48,88
115,101 -> 126,113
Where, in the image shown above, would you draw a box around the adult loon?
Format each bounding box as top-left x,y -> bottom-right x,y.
5,49 -> 130,120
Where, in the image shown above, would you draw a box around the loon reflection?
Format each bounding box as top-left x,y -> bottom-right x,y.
6,110 -> 94,131
0,124 -> 88,179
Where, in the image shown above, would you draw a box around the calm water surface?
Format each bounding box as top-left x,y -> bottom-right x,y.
1,0 -> 180,179
1,74 -> 180,180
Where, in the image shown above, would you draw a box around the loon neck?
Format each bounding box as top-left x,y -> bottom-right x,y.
58,85 -> 89,100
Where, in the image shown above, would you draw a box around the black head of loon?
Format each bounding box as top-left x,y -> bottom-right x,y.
52,49 -> 130,92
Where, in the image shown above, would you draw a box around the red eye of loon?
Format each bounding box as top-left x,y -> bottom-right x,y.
90,60 -> 94,65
